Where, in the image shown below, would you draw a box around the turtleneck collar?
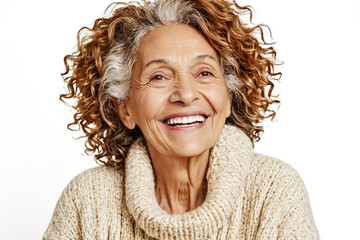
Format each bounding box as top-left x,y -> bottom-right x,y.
124,124 -> 252,239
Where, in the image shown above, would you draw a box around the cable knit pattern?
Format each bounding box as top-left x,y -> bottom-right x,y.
43,125 -> 320,239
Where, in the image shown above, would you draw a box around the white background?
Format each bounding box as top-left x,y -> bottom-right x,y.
0,0 -> 359,239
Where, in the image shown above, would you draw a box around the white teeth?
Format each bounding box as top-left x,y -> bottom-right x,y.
189,116 -> 194,123
166,115 -> 206,125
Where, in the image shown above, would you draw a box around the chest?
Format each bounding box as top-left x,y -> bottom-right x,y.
77,186 -> 278,240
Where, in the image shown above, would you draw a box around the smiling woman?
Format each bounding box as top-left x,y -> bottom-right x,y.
116,24 -> 232,214
118,24 -> 231,163
43,0 -> 320,239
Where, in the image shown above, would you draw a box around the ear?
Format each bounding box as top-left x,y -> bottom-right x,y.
113,98 -> 136,130
226,92 -> 232,118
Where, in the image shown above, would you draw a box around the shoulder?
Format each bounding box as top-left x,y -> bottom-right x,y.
61,165 -> 125,207
66,165 -> 124,190
243,153 -> 319,239
244,152 -> 312,216
247,153 -> 304,188
69,165 -> 124,186
43,166 -> 126,239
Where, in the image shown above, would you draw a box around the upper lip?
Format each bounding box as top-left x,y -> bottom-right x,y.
161,111 -> 209,122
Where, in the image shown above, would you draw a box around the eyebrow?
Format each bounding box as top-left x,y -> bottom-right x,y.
195,54 -> 217,62
144,54 -> 218,69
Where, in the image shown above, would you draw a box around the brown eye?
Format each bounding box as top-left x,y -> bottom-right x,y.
151,75 -> 166,81
198,71 -> 214,77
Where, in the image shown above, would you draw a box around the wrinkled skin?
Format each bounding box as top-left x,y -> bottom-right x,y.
116,24 -> 231,214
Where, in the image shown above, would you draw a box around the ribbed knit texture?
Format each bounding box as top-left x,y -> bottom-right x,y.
43,125 -> 320,239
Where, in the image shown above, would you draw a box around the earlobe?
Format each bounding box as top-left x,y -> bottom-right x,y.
113,98 -> 136,130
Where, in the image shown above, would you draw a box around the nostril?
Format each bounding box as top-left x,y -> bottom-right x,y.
168,77 -> 199,105
169,89 -> 199,105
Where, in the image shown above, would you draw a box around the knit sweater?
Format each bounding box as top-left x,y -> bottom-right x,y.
43,125 -> 320,239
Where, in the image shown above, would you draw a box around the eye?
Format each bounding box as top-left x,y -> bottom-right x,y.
151,75 -> 166,81
197,71 -> 214,77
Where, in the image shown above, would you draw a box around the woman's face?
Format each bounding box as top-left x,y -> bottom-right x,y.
117,24 -> 231,158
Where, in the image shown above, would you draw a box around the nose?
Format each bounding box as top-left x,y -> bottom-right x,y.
169,73 -> 199,105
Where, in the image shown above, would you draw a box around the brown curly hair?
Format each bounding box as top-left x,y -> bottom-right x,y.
61,0 -> 281,168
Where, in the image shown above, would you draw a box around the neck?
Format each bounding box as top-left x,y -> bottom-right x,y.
149,147 -> 209,215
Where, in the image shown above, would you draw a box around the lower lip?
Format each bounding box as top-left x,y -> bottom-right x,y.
163,118 -> 207,131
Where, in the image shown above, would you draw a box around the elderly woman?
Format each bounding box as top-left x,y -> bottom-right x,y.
44,0 -> 319,239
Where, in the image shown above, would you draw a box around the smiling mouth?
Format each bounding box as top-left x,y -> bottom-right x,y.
163,114 -> 208,127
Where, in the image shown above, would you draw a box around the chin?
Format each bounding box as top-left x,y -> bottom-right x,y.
170,141 -> 211,158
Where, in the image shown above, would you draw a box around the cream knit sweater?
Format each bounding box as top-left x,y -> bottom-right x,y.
43,125 -> 320,239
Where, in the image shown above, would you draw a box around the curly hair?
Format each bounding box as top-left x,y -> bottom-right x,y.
61,0 -> 281,168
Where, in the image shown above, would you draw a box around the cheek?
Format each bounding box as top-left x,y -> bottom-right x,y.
130,87 -> 179,155
129,87 -> 168,123
200,83 -> 230,114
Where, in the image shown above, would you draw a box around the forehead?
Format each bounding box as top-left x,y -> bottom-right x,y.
136,24 -> 218,64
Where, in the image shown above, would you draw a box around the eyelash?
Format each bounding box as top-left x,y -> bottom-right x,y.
150,71 -> 214,81
151,75 -> 166,81
198,71 -> 214,77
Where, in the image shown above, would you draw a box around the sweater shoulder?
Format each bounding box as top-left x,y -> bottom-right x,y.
69,165 -> 124,187
248,153 -> 302,184
61,165 -> 125,208
244,152 -> 310,211
242,155 -> 319,239
43,165 -> 126,239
